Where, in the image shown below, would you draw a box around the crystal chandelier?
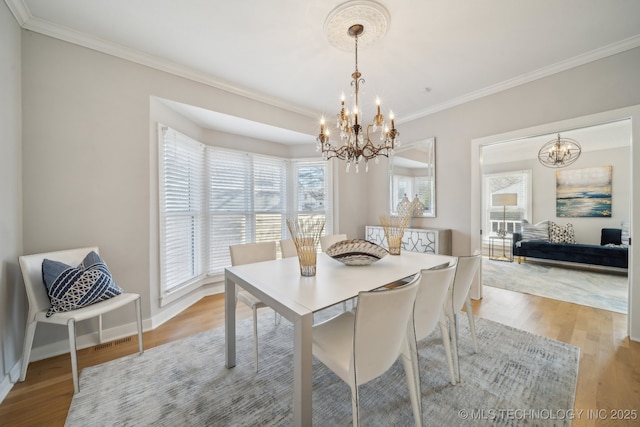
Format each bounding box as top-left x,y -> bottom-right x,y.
537,133 -> 581,168
317,23 -> 399,173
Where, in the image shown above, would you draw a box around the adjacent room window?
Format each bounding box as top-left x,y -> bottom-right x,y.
158,125 -> 332,300
482,170 -> 532,240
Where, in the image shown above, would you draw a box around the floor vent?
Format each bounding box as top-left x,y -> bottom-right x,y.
94,336 -> 132,351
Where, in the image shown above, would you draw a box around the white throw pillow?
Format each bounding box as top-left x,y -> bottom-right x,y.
521,219 -> 550,242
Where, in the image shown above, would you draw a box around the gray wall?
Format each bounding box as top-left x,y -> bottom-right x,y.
0,2 -> 24,397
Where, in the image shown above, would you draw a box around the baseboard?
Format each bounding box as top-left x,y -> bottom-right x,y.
22,284 -> 224,363
0,359 -> 22,404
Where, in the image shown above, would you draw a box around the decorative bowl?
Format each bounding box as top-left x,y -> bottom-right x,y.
325,239 -> 388,266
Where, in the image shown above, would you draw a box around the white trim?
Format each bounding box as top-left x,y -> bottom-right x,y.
7,0 -> 640,125
401,35 -> 640,124
10,6 -> 316,118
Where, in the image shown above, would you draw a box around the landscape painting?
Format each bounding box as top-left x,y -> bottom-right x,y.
556,166 -> 612,217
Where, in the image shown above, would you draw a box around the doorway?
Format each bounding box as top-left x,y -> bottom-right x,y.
470,106 -> 639,339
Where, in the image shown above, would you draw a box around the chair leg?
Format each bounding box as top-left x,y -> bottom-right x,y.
98,314 -> 103,344
401,336 -> 423,427
438,312 -> 456,385
19,321 -> 38,382
135,297 -> 144,354
350,384 -> 360,427
253,306 -> 259,373
67,320 -> 80,394
465,297 -> 479,353
448,312 -> 461,384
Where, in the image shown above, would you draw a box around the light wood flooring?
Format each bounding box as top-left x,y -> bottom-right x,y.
1,286 -> 638,426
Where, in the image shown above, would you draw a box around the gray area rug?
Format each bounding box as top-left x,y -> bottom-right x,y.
66,309 -> 579,426
482,257 -> 628,313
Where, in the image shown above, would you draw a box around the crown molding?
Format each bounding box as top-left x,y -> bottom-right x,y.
10,0 -> 316,119
4,0 -> 31,26
8,0 -> 640,126
400,34 -> 640,124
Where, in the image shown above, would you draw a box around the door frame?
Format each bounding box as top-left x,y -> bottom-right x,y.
471,105 -> 639,340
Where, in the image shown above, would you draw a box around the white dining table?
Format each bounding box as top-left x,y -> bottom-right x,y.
224,250 -> 455,426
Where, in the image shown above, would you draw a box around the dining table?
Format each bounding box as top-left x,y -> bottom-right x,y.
225,249 -> 455,426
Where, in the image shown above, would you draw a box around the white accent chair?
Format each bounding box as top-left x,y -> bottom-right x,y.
446,252 -> 481,382
320,233 -> 347,252
407,264 -> 458,386
279,238 -> 298,258
312,276 -> 422,427
18,247 -> 144,394
229,241 -> 277,372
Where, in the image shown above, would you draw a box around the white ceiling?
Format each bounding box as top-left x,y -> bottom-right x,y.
7,0 -> 640,144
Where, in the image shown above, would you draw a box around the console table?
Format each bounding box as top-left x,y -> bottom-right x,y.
365,226 -> 452,255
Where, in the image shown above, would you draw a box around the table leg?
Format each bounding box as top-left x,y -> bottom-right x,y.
293,312 -> 313,426
225,274 -> 236,368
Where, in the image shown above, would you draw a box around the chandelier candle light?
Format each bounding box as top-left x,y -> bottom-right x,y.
317,23 -> 399,173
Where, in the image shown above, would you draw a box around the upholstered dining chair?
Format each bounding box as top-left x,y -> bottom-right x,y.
279,238 -> 298,258
229,241 -> 278,372
405,263 -> 458,386
446,252 -> 482,382
312,276 -> 422,427
319,233 -> 348,252
18,247 -> 144,394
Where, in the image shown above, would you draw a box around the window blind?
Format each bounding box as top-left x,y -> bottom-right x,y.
159,125 -> 206,293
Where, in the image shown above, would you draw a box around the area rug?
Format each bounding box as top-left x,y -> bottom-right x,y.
482,257 -> 628,313
65,310 -> 579,426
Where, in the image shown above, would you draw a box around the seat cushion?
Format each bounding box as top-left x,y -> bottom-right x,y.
42,251 -> 124,317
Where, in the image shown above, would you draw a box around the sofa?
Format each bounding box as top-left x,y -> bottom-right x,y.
512,225 -> 628,269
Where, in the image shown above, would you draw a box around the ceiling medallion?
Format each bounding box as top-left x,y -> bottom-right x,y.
323,0 -> 390,52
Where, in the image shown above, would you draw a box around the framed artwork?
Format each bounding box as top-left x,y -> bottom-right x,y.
556,166 -> 612,217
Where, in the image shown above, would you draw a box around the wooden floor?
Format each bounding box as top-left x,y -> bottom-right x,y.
1,286 -> 638,426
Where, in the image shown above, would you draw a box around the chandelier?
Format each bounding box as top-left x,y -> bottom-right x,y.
537,133 -> 581,168
317,23 -> 399,173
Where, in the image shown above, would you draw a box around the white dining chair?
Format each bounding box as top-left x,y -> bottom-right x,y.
18,247 -> 144,394
312,276 -> 422,427
279,238 -> 298,258
446,252 -> 481,382
405,263 -> 458,387
229,241 -> 278,372
320,233 -> 347,252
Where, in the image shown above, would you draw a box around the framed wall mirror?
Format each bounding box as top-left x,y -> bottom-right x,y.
389,137 -> 436,217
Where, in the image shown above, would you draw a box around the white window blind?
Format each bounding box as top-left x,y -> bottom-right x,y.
208,148 -> 288,274
158,125 -> 206,293
158,126 -> 332,293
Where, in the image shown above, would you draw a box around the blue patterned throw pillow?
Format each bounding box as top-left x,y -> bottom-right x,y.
42,251 -> 124,317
